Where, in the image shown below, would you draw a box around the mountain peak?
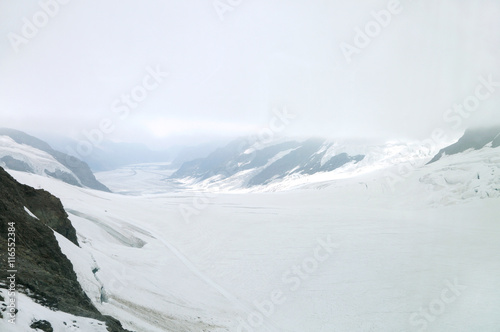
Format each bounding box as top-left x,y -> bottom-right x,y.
427,125 -> 500,164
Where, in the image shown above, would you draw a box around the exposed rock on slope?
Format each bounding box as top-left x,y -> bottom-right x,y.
171,137 -> 365,187
0,166 -> 127,331
428,126 -> 500,164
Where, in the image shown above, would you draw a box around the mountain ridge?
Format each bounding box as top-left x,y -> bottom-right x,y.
427,126 -> 500,164
171,137 -> 366,188
0,128 -> 110,192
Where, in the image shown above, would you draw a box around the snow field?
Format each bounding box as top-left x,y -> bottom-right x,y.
6,145 -> 500,331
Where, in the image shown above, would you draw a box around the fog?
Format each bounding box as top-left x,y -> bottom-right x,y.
1,0 -> 499,148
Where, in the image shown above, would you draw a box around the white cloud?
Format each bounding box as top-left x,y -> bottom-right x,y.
145,118 -> 259,138
1,0 -> 499,146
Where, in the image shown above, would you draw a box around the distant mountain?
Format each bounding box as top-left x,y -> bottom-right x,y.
0,166 -> 128,331
168,140 -> 231,169
171,137 -> 365,187
428,126 -> 500,164
0,128 -> 110,192
39,136 -> 173,172
42,135 -> 226,172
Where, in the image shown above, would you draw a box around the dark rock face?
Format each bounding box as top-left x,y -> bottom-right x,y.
30,320 -> 53,332
428,126 -> 500,164
50,150 -> 111,192
0,128 -> 110,192
20,180 -> 79,246
0,167 -> 128,331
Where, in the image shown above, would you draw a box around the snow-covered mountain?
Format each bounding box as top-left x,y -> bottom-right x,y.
169,136 -> 445,192
170,138 -> 364,188
167,127 -> 500,195
3,128 -> 500,331
428,126 -> 500,164
98,127 -> 500,202
2,127 -> 500,332
0,128 -> 110,192
411,126 -> 500,205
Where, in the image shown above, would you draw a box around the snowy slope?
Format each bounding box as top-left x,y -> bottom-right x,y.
418,146 -> 500,205
0,288 -> 109,332
0,128 -> 110,191
428,126 -> 500,163
0,135 -> 82,185
6,136 -> 500,332
6,170 -> 238,332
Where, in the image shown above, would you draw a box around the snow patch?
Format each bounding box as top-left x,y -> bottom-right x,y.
24,206 -> 39,220
0,289 -> 108,332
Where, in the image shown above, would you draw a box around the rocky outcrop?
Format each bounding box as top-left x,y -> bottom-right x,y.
0,167 -> 127,331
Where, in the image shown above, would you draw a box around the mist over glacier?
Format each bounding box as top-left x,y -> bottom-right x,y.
1,0 -> 500,331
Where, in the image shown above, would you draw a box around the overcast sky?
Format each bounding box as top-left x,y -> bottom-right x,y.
1,0 -> 499,148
